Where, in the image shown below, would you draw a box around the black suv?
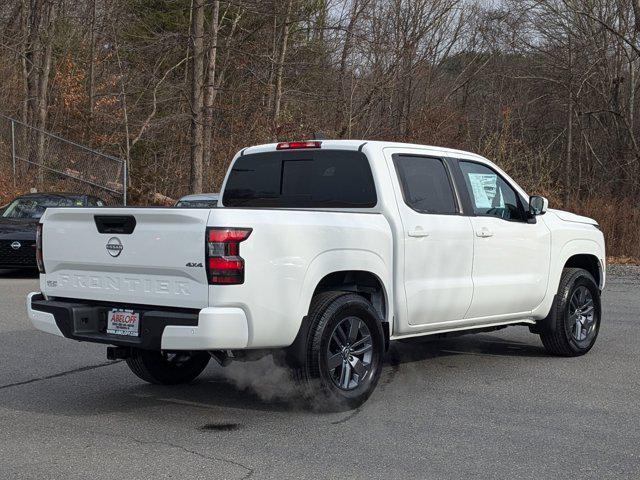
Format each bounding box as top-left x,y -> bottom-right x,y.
0,193 -> 105,270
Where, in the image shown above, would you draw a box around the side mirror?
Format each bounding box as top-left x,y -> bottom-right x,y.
529,195 -> 548,216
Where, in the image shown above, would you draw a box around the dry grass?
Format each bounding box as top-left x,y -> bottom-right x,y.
0,174 -> 23,206
607,256 -> 639,265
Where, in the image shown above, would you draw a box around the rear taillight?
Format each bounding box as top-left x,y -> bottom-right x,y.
36,223 -> 45,274
206,227 -> 252,285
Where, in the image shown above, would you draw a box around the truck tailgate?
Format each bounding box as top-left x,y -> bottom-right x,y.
40,208 -> 211,309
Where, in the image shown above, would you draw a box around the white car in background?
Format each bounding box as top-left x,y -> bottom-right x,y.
27,140 -> 605,410
174,193 -> 219,208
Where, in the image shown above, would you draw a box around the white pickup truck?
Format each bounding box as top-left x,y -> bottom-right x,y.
27,140 -> 605,409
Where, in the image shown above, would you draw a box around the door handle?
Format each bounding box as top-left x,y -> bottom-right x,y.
476,227 -> 494,238
408,228 -> 430,238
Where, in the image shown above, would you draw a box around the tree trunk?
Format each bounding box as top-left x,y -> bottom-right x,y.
266,9 -> 277,110
314,0 -> 327,44
18,0 -> 31,162
272,0 -> 293,138
565,96 -> 573,206
25,0 -> 42,129
189,0 -> 205,193
19,0 -> 30,127
88,0 -> 97,119
633,0 -> 640,33
30,0 -> 57,183
564,32 -> 573,205
203,0 -> 220,170
335,0 -> 360,136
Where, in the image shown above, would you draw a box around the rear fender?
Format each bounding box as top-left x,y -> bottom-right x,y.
295,249 -> 392,327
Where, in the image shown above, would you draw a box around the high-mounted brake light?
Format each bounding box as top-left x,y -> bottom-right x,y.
276,140 -> 322,150
206,227 -> 252,285
36,223 -> 45,274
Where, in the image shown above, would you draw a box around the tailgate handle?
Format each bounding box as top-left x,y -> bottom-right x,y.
94,215 -> 137,234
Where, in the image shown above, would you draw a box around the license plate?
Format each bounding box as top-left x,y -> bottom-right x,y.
107,309 -> 140,337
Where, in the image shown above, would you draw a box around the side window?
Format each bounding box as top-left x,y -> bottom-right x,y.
458,161 -> 525,221
393,155 -> 458,214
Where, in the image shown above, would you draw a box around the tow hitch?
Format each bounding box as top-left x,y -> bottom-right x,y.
107,346 -> 131,360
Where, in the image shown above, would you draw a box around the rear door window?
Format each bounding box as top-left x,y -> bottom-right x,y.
392,155 -> 458,214
223,150 -> 377,208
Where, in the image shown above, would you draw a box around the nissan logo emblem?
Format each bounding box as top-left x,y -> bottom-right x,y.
11,241 -> 21,250
106,237 -> 123,257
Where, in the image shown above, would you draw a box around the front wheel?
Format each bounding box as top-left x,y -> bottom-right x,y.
126,349 -> 210,385
539,268 -> 601,356
292,291 -> 385,411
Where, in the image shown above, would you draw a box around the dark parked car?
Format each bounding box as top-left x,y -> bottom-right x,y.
174,193 -> 219,208
0,193 -> 105,270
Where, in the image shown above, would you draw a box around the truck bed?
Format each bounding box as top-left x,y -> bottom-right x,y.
39,206 -> 393,348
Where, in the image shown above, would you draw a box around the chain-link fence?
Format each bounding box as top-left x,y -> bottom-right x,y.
0,114 -> 127,205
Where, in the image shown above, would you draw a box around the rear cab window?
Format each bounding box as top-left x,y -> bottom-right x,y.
223,149 -> 377,208
392,155 -> 458,214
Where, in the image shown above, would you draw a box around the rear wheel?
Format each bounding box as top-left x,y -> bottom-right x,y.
539,268 -> 601,356
126,349 -> 210,385
291,291 -> 385,411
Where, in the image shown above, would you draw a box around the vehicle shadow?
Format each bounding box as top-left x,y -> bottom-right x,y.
390,332 -> 548,363
0,331 -> 548,419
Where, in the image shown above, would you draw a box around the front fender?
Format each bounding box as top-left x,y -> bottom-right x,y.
531,238 -> 605,319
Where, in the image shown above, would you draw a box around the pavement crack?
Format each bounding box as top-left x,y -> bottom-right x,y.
0,360 -> 122,391
107,432 -> 254,478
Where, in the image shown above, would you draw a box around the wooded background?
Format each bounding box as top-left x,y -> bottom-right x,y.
0,0 -> 639,258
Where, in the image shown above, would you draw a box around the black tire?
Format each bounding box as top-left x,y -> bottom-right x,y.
291,291 -> 385,411
539,268 -> 601,357
126,349 -> 210,385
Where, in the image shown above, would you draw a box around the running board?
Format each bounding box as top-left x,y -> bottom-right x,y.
391,318 -> 536,342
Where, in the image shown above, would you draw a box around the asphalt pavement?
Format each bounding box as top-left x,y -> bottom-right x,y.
0,266 -> 638,479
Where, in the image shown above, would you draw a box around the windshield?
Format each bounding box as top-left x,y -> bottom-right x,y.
1,196 -> 82,219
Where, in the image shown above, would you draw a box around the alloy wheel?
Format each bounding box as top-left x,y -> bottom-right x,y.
568,285 -> 597,342
326,316 -> 373,390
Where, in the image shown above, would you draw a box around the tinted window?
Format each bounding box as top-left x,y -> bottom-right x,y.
459,161 -> 525,221
223,150 -> 377,208
393,155 -> 457,214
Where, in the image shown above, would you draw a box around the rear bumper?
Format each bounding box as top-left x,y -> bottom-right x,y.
27,292 -> 249,350
27,292 -> 65,337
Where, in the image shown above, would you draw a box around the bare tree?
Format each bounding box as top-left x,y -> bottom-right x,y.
190,0 -> 205,193
272,0 -> 294,137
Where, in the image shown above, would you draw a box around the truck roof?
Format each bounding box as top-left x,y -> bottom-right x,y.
240,139 -> 485,161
